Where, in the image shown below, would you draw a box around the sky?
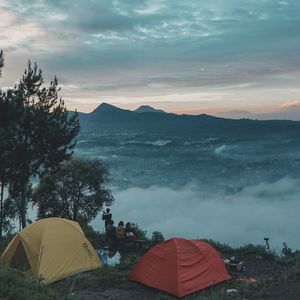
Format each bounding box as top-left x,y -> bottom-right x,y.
1,0 -> 300,114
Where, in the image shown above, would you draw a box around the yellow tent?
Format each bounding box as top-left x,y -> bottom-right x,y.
0,217 -> 101,284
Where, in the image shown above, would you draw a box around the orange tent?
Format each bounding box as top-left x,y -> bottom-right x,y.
128,238 -> 230,297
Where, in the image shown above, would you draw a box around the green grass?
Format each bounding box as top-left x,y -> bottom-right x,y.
0,267 -> 63,300
1,231 -> 300,300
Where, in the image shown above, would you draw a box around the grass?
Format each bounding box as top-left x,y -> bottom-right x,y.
0,267 -> 63,300
1,231 -> 300,300
1,253 -> 300,300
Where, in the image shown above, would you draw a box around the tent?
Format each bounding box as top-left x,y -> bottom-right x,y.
128,238 -> 230,297
0,217 -> 101,284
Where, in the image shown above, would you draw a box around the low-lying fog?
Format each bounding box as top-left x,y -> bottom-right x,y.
76,132 -> 300,250
92,176 -> 300,250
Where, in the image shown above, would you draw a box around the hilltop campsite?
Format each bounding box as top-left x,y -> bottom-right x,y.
2,1 -> 300,299
1,219 -> 300,299
1,48 -> 300,300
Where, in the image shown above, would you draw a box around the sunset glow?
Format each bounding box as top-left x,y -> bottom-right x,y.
1,0 -> 300,114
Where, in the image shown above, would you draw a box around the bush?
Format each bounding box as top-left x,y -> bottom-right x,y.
237,244 -> 276,260
134,224 -> 147,240
150,231 -> 165,246
82,225 -> 106,249
203,239 -> 233,252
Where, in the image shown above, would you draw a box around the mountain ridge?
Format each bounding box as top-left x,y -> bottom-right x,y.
134,105 -> 165,114
76,102 -> 300,138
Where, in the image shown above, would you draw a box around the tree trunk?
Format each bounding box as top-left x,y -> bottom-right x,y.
0,181 -> 4,240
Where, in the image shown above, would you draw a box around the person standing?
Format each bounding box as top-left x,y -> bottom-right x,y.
102,208 -> 112,241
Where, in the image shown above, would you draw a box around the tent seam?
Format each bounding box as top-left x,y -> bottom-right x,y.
18,234 -> 33,272
173,238 -> 180,297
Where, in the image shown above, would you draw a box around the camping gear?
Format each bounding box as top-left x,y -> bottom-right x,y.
223,256 -> 246,273
128,238 -> 231,297
264,237 -> 270,251
237,277 -> 256,283
0,217 -> 101,284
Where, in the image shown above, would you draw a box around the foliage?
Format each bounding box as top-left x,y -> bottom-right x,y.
150,231 -> 165,246
0,50 -> 3,76
82,224 -> 106,249
0,234 -> 14,254
203,239 -> 233,252
237,243 -> 276,260
0,52 -> 80,231
134,224 -> 147,240
33,158 -> 114,226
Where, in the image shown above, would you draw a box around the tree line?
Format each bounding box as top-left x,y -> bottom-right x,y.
0,50 -> 113,239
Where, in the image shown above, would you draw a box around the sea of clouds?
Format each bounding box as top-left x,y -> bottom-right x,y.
92,176 -> 300,251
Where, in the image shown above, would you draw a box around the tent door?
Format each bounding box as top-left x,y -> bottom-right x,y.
10,240 -> 31,272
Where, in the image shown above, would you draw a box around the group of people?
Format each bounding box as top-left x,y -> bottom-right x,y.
102,208 -> 138,243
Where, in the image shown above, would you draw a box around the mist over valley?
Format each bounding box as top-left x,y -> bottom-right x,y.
74,104 -> 300,249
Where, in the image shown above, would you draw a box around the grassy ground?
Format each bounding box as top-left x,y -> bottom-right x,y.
1,232 -> 300,300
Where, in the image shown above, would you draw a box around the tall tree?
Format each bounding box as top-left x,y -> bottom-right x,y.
33,158 -> 114,226
0,50 -> 3,76
0,50 -> 11,238
4,61 -> 80,228
0,50 -> 4,238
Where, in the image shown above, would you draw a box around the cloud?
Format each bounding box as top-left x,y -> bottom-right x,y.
1,0 -> 300,111
92,177 -> 300,250
280,100 -> 300,109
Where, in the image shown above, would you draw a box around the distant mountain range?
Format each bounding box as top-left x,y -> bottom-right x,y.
215,106 -> 300,121
75,103 -> 300,138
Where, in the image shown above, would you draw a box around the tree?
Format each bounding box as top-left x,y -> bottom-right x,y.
0,50 -> 6,238
33,158 -> 114,226
0,50 -> 3,76
0,56 -> 80,229
0,50 -> 13,238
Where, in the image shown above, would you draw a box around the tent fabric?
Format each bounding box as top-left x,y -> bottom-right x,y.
0,217 -> 101,284
128,238 -> 231,297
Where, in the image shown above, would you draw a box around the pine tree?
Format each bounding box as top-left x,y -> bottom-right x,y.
2,59 -> 80,229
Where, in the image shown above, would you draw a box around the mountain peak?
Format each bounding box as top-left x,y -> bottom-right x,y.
135,105 -> 165,114
93,102 -> 121,113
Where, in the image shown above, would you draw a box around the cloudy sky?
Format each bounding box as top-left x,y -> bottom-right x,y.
1,0 -> 300,114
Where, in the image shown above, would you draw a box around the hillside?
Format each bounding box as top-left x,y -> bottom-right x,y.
1,235 -> 300,300
76,103 -> 300,138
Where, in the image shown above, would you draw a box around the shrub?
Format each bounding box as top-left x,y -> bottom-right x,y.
150,231 -> 165,246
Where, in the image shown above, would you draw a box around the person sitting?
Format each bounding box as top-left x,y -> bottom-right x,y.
116,221 -> 125,240
125,222 -> 136,241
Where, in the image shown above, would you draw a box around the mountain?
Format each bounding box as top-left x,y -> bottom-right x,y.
134,105 -> 165,114
77,103 -> 300,138
215,106 -> 300,121
216,110 -> 255,119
